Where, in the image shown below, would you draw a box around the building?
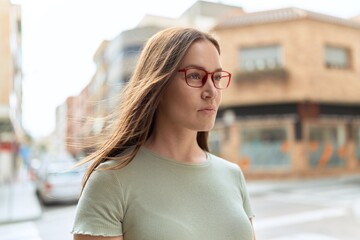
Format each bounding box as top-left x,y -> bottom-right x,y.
104,0 -> 244,109
0,0 -> 23,182
65,41 -> 109,158
212,7 -> 360,177
104,26 -> 164,109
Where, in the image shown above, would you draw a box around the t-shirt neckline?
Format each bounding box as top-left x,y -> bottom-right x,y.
140,146 -> 212,168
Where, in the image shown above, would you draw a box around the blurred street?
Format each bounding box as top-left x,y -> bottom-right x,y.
1,0 -> 360,239
0,174 -> 359,240
250,175 -> 360,240
0,203 -> 76,240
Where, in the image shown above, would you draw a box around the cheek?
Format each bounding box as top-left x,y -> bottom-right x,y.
159,85 -> 191,114
216,90 -> 222,105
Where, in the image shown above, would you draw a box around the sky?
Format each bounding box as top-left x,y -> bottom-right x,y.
10,0 -> 360,139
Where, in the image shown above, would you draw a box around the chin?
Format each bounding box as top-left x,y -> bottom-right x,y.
198,123 -> 215,132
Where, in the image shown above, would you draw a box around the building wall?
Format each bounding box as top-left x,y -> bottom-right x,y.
212,17 -> 360,177
0,0 -> 23,135
55,103 -> 67,154
0,0 -> 22,183
0,0 -> 12,105
65,87 -> 90,158
8,4 -> 23,140
213,19 -> 360,106
65,41 -> 109,158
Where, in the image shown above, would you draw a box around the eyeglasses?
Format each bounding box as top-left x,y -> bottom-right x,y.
178,67 -> 231,89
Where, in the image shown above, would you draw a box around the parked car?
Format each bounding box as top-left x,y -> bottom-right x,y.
35,154 -> 85,205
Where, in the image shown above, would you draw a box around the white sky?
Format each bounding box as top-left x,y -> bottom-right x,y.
10,0 -> 360,139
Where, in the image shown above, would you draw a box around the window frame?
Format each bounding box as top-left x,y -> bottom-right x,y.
324,44 -> 352,70
238,44 -> 283,72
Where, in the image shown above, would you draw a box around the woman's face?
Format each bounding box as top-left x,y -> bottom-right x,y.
157,39 -> 222,132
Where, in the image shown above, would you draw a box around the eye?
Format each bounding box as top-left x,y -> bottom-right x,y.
187,72 -> 202,80
213,73 -> 222,81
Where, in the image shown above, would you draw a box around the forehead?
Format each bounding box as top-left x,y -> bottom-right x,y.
180,39 -> 221,69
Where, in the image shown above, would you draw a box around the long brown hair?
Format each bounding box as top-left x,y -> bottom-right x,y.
79,27 -> 221,188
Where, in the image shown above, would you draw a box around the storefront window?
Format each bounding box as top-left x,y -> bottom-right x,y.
354,126 -> 360,161
308,126 -> 345,168
239,126 -> 290,170
209,129 -> 221,156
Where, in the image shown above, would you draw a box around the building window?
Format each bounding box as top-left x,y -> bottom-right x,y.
119,45 -> 142,59
0,120 -> 13,133
17,20 -> 22,33
209,129 -> 221,156
307,125 -> 345,168
324,45 -> 350,69
239,126 -> 290,170
118,75 -> 131,84
354,125 -> 360,161
239,45 -> 282,72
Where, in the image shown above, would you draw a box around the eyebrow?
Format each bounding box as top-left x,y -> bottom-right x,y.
181,64 -> 223,72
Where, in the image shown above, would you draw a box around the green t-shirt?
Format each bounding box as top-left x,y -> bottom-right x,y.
72,147 -> 255,240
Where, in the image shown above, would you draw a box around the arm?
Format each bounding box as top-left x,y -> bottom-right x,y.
74,234 -> 123,240
250,218 -> 256,240
237,167 -> 256,240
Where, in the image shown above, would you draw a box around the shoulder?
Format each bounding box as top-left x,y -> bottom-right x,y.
207,152 -> 246,179
89,148 -> 150,182
84,163 -> 121,193
208,152 -> 241,172
94,147 -> 143,172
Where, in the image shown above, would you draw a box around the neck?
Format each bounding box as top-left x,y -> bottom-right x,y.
144,127 -> 207,164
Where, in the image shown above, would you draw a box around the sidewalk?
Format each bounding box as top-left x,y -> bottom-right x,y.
0,179 -> 42,224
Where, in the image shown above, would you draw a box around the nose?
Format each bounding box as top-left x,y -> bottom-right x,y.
202,74 -> 217,99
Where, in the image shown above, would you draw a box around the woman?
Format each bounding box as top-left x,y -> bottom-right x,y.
72,27 -> 255,240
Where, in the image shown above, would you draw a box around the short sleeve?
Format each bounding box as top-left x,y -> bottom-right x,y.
237,167 -> 255,219
71,169 -> 124,237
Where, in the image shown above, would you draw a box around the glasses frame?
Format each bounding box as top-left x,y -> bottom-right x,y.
178,67 -> 231,89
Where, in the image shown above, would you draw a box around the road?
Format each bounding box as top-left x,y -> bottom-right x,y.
0,203 -> 76,240
250,176 -> 360,240
1,175 -> 359,240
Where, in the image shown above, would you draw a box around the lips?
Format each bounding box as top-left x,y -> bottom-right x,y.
198,106 -> 216,112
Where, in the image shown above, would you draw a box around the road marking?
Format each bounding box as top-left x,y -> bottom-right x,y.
255,208 -> 347,230
0,221 -> 42,240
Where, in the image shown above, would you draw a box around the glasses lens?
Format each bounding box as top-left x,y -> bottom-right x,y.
185,68 -> 206,87
213,71 -> 230,89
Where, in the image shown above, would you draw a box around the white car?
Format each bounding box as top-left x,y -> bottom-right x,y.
35,157 -> 85,205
